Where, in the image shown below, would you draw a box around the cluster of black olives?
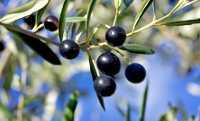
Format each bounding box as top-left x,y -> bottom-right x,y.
94,26 -> 146,97
24,15 -> 146,97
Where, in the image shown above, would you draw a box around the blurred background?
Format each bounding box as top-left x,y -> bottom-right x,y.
0,0 -> 200,121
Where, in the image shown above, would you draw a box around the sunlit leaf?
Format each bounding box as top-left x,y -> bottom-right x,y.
159,103 -> 178,121
160,18 -> 200,26
0,102 -> 14,120
118,44 -> 155,54
132,0 -> 153,31
66,17 -> 86,23
3,56 -> 16,92
59,0 -> 69,42
120,0 -> 134,13
6,28 -> 61,65
0,0 -> 49,23
139,82 -> 148,121
86,0 -> 97,37
35,0 -> 50,26
63,91 -> 80,121
88,51 -> 105,111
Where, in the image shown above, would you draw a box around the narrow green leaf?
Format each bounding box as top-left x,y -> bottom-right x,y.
0,101 -> 14,120
87,51 -> 105,111
139,82 -> 148,121
66,9 -> 84,37
125,102 -> 131,121
160,18 -> 200,26
3,57 -> 16,92
35,0 -> 50,26
66,17 -> 86,23
120,0 -> 134,13
132,0 -> 153,31
1,0 -> 49,23
59,0 -> 69,42
170,0 -> 187,14
6,28 -> 61,65
63,91 -> 80,121
71,24 -> 77,40
118,44 -> 155,54
85,0 -> 97,37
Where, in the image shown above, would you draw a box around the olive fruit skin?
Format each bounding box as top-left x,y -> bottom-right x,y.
44,16 -> 59,31
105,26 -> 126,47
125,63 -> 146,83
94,75 -> 116,97
59,40 -> 80,59
97,52 -> 121,76
24,14 -> 35,28
0,41 -> 5,52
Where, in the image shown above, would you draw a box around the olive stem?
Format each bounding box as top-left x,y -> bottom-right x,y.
127,0 -> 200,37
106,44 -> 131,64
113,0 -> 120,26
32,23 -> 44,33
86,24 -> 110,44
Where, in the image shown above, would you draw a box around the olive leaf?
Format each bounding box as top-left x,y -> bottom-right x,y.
169,0 -> 188,14
66,17 -> 86,23
86,0 -> 97,37
132,0 -> 153,31
118,44 -> 155,54
87,50 -> 105,111
120,0 -> 134,13
59,0 -> 69,42
63,91 -> 80,121
6,27 -> 61,65
0,102 -> 14,120
35,0 -> 50,26
0,0 -> 49,23
160,18 -> 200,26
139,82 -> 148,121
159,103 -> 178,121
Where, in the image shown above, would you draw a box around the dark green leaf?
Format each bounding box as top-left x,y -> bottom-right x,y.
86,0 -> 97,37
59,0 -> 69,42
88,52 -> 105,111
139,82 -> 148,121
7,28 -> 61,65
35,0 -> 50,26
0,0 -> 49,23
160,18 -> 200,26
132,0 -> 153,31
63,91 -> 80,121
120,0 -> 134,13
0,101 -> 14,120
119,44 -> 155,54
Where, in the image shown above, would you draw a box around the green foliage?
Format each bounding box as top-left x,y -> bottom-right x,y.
87,50 -> 105,110
160,18 -> 200,26
159,103 -> 178,121
119,44 -> 155,54
0,102 -> 14,120
7,28 -> 61,65
63,91 -> 80,121
59,0 -> 70,41
120,0 -> 134,13
139,82 -> 149,121
0,0 -> 49,23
